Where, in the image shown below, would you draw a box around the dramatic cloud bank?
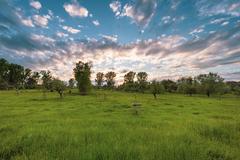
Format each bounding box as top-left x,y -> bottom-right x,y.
0,0 -> 239,82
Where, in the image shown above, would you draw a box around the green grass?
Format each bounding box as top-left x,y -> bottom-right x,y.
0,90 -> 240,160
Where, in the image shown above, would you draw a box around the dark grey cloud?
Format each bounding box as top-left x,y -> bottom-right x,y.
121,0 -> 157,27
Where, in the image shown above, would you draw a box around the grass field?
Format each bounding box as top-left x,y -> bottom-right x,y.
0,90 -> 240,160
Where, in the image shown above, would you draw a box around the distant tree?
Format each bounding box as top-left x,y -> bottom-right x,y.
73,61 -> 92,95
25,71 -> 40,89
136,72 -> 148,93
23,68 -> 32,88
51,79 -> 66,98
95,72 -> 104,88
217,83 -> 230,99
196,72 -> 224,97
161,79 -> 177,93
233,86 -> 240,96
40,70 -> 52,98
0,58 -> 9,81
226,81 -> 240,93
8,63 -> 24,91
68,78 -> 75,94
68,78 -> 75,88
40,70 -> 52,90
105,71 -> 116,88
124,71 -> 135,83
150,80 -> 165,99
0,58 -> 9,90
124,71 -> 136,91
177,77 -> 197,96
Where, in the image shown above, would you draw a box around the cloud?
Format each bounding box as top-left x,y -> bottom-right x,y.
109,1 -> 121,16
21,18 -> 34,27
92,20 -> 100,26
62,25 -> 80,34
189,28 -> 204,35
221,21 -> 229,26
33,15 -> 50,27
63,1 -> 88,17
15,12 -> 34,27
100,34 -> 118,42
1,0 -> 239,81
56,32 -> 68,38
30,1 -> 42,10
109,0 -> 157,28
196,0 -> 240,17
121,0 -> 157,27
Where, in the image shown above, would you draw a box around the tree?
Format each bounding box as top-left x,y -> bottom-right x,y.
124,71 -> 136,91
95,72 -> 104,88
161,79 -> 177,93
217,83 -> 230,99
105,71 -> 116,88
68,78 -> 75,88
196,72 -> 224,97
136,72 -> 148,93
124,71 -> 135,84
73,61 -> 92,95
177,77 -> 197,96
68,78 -> 75,94
25,71 -> 40,89
0,58 -> 9,90
233,86 -> 240,96
51,79 -> 66,98
23,68 -> 32,88
8,63 -> 24,90
150,80 -> 165,99
40,70 -> 52,90
0,58 -> 9,81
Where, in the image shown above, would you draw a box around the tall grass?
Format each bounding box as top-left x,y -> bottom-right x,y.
0,90 -> 239,159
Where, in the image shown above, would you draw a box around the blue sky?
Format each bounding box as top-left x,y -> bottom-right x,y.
0,0 -> 240,82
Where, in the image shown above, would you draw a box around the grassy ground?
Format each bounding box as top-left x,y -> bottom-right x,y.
0,90 -> 239,160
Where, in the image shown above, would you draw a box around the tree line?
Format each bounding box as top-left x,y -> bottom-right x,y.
0,58 -> 240,98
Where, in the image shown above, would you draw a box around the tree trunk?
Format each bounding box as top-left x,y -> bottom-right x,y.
207,91 -> 210,97
153,93 -> 157,99
59,91 -> 63,99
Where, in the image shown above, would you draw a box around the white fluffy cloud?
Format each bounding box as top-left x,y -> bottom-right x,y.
109,1 -> 121,16
56,32 -> 69,38
30,1 -> 42,10
21,18 -> 35,27
92,20 -> 100,26
63,1 -> 88,17
62,25 -> 80,34
100,34 -> 118,42
33,15 -> 51,27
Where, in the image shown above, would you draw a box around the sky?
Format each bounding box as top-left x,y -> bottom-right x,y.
0,0 -> 240,83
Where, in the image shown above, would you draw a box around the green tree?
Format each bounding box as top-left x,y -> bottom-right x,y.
150,80 -> 165,99
25,71 -> 40,89
136,72 -> 148,93
68,78 -> 75,94
196,72 -> 224,97
105,71 -> 116,88
73,61 -> 92,95
40,70 -> 52,90
51,79 -> 66,98
0,58 -> 9,89
177,77 -> 197,96
124,71 -> 136,91
8,63 -> 24,90
95,72 -> 104,88
161,79 -> 177,93
68,78 -> 75,88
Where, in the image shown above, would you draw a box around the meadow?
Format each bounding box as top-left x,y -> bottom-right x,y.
0,90 -> 240,160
